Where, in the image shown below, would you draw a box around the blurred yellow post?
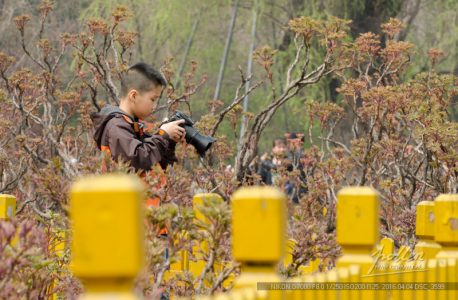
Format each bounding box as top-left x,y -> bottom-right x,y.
0,194 -> 16,219
283,239 -> 297,268
336,267 -> 350,300
379,237 -> 394,257
298,258 -> 321,275
434,194 -> 458,300
187,193 -> 227,288
49,229 -> 66,300
335,187 -> 380,300
434,194 -> 458,257
231,186 -> 286,299
70,174 -> 145,300
188,194 -> 213,280
414,201 -> 441,259
0,194 -> 18,247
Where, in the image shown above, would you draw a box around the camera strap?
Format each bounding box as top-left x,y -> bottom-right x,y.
121,115 -> 145,140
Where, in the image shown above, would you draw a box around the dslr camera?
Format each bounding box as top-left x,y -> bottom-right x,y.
163,111 -> 216,156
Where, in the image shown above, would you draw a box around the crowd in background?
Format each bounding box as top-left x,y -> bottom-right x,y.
252,132 -> 309,204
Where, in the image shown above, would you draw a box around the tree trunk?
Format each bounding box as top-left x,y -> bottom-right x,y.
212,0 -> 240,108
238,7 -> 257,149
175,15 -> 200,89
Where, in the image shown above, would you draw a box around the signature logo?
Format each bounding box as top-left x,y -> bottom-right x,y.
363,245 -> 427,277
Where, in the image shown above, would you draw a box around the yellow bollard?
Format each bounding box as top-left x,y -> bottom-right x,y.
231,186 -> 286,300
412,259 -> 428,300
298,258 -> 321,275
335,187 -> 380,300
436,258 -> 448,300
433,194 -> 458,300
347,265 -> 361,300
286,277 -> 301,300
283,239 -> 297,269
434,194 -> 458,257
446,258 -> 457,300
379,237 -> 395,257
388,245 -> 412,299
313,272 -> 326,300
49,229 -> 67,300
335,267 -> 350,300
426,259 -> 438,299
414,201 -> 441,259
325,269 -> 339,300
188,193 -> 228,289
301,274 -> 316,300
70,174 -> 145,299
188,194 -> 209,280
0,194 -> 18,247
0,194 -> 16,219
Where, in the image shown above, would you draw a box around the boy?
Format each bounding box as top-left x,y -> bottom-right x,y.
91,62 -> 186,173
258,138 -> 288,185
284,132 -> 308,204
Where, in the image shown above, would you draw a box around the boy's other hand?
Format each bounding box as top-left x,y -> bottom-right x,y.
160,119 -> 186,143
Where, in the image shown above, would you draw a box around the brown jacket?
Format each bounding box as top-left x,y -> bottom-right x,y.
90,105 -> 177,172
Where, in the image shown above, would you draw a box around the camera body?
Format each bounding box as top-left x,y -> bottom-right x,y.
165,111 -> 216,156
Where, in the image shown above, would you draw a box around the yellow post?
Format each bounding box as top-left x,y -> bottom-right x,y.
335,187 -> 380,300
301,274 -> 316,300
283,239 -> 297,268
188,193 -> 227,288
286,277 -> 301,300
379,237 -> 394,257
70,174 -> 145,300
298,258 -> 321,275
336,267 -> 350,300
0,194 -> 16,219
313,272 -> 326,300
324,269 -> 339,300
231,186 -> 286,300
426,259 -> 438,299
389,245 -> 412,300
347,265 -> 361,300
49,229 -> 66,300
434,194 -> 458,300
434,194 -> 458,257
0,194 -> 18,246
414,201 -> 441,259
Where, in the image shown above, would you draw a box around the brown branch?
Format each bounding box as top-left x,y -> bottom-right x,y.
210,76 -> 263,137
210,264 -> 238,294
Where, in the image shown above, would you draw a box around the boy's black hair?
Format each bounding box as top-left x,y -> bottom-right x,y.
287,132 -> 305,142
120,62 -> 167,97
272,138 -> 286,148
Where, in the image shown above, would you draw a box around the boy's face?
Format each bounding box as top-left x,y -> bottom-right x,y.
129,84 -> 164,119
272,141 -> 286,157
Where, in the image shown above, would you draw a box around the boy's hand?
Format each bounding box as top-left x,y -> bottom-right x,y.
160,119 -> 186,143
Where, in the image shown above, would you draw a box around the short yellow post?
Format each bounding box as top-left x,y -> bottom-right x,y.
335,187 -> 380,300
298,258 -> 321,275
390,245 -> 412,300
434,194 -> 458,257
283,239 -> 297,268
347,265 -> 361,300
414,201 -> 441,259
336,267 -> 351,300
379,237 -> 394,257
70,174 -> 145,299
434,194 -> 458,300
190,193 -> 213,280
301,274 -> 316,300
0,194 -> 16,219
188,193 -> 226,288
325,269 -> 339,300
49,229 -> 66,300
231,186 -> 286,300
